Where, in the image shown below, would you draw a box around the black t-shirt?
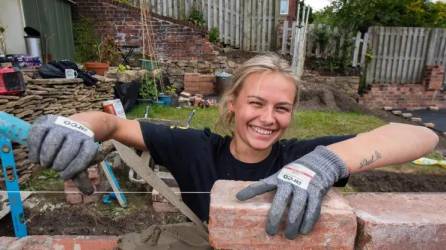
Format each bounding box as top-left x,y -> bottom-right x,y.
139,121 -> 354,221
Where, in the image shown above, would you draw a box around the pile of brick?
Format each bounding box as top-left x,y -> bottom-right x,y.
0,77 -> 116,186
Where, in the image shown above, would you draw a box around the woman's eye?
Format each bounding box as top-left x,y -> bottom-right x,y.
249,101 -> 262,107
276,107 -> 290,113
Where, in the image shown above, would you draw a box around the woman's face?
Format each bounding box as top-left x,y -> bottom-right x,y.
228,71 -> 296,153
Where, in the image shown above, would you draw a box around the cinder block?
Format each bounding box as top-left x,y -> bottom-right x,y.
345,193 -> 446,250
392,110 -> 402,115
411,117 -> 422,122
209,180 -> 357,250
402,113 -> 412,118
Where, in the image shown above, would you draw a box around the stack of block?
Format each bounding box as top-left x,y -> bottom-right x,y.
183,73 -> 215,95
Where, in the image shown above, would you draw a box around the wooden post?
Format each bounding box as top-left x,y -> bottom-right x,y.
281,20 -> 289,54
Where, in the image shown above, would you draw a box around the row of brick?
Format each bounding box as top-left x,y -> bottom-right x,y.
2,180 -> 445,249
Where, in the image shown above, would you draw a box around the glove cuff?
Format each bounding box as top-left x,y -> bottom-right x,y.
294,145 -> 349,182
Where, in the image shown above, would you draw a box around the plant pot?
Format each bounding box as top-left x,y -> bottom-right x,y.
157,94 -> 172,106
84,61 -> 109,76
140,59 -> 158,71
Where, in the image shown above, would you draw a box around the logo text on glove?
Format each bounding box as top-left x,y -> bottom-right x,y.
55,117 -> 94,138
278,163 -> 315,190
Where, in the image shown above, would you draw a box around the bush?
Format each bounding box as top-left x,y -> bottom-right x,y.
188,8 -> 206,28
73,18 -> 100,63
209,27 -> 219,44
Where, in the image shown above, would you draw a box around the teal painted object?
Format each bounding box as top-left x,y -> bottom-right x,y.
0,137 -> 28,238
0,112 -> 30,237
157,94 -> 172,106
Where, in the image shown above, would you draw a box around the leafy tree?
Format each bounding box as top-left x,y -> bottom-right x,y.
312,0 -> 446,32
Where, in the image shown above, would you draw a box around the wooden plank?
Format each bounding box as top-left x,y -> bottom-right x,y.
157,0 -> 162,14
185,0 -> 190,18
388,28 -> 396,83
252,0 -> 258,51
162,0 -> 167,16
360,32 -> 369,67
366,27 -> 376,84
395,28 -> 405,84
440,31 -> 446,65
290,21 -> 296,55
166,0 -> 172,17
243,0 -> 251,50
376,26 -> 385,83
231,0 -> 236,46
213,0 -> 218,30
262,0 -> 268,51
281,21 -> 289,54
403,27 -> 413,83
267,0 -> 273,51
426,28 -> 438,65
352,32 -> 361,67
219,0 -> 224,41
411,28 -> 422,83
207,0 -> 211,29
235,0 -> 240,48
419,28 -> 430,81
224,0 -> 230,44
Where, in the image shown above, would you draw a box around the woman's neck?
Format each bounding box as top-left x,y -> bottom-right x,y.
229,137 -> 272,163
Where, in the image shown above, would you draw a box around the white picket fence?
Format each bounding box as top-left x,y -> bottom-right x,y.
129,0 -> 278,52
365,26 -> 446,85
280,4 -> 311,79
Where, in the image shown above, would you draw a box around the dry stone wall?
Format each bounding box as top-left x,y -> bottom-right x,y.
0,78 -> 115,185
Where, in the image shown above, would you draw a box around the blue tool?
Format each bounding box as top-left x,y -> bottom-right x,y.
0,112 -> 30,237
100,160 -> 127,207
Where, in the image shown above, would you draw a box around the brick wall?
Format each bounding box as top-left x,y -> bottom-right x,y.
359,84 -> 446,109
73,0 -> 217,61
359,65 -> 446,109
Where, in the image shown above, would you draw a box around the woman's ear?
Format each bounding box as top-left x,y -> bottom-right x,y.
227,97 -> 235,112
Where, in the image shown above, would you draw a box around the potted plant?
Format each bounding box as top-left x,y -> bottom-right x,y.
84,36 -> 120,76
158,85 -> 176,106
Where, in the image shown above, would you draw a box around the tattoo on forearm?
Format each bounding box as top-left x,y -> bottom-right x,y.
360,150 -> 382,168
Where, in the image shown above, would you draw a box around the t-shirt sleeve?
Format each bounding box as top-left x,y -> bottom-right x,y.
138,121 -> 204,178
286,135 -> 356,187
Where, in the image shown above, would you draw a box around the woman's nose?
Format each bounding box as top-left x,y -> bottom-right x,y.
259,108 -> 275,124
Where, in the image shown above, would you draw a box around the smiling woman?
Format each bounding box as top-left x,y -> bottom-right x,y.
26,53 -> 439,241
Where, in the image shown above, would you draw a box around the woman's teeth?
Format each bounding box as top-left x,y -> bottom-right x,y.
252,126 -> 273,135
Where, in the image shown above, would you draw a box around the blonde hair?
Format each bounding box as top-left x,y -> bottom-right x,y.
216,53 -> 300,133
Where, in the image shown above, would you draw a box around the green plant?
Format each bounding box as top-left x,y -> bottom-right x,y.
140,74 -> 158,100
188,8 -> 206,28
73,18 -> 100,63
117,64 -> 130,73
164,85 -> 177,96
209,27 -> 219,43
96,36 -> 120,64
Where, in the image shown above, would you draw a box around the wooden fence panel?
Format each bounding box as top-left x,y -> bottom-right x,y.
365,26 -> 446,85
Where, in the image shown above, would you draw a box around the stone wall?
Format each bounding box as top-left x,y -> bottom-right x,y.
73,0 -> 217,61
161,56 -> 239,91
301,73 -> 360,98
0,77 -> 115,185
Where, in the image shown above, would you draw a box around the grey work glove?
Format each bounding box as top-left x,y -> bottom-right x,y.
236,146 -> 349,240
28,115 -> 99,180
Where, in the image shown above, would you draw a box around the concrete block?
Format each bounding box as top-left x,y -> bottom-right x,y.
402,113 -> 413,118
392,110 -> 402,115
411,117 -> 422,122
383,106 -> 393,111
429,106 -> 440,111
209,180 -> 356,250
345,193 -> 446,250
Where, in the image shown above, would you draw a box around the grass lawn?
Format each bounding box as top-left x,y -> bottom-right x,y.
127,104 -> 386,139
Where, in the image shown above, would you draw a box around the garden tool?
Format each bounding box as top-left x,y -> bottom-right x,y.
412,157 -> 446,169
0,112 -> 94,237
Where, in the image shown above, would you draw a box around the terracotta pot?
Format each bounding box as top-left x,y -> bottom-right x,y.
84,62 -> 109,76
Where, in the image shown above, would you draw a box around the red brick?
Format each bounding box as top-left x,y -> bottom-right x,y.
345,193 -> 446,250
209,180 -> 357,250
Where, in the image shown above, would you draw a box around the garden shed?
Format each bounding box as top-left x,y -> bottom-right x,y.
0,0 -> 75,61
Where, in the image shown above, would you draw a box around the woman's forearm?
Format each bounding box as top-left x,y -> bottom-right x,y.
327,123 -> 439,174
69,111 -> 119,141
